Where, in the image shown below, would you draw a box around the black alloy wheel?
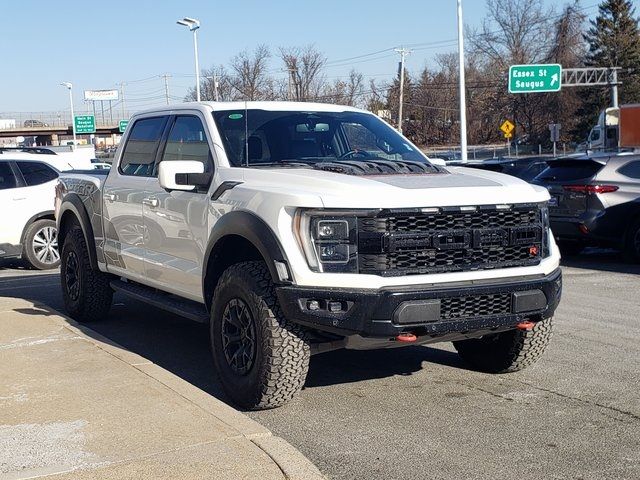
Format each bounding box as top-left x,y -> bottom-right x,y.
221,298 -> 257,375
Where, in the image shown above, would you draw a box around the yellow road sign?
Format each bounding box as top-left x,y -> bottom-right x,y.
500,120 -> 515,135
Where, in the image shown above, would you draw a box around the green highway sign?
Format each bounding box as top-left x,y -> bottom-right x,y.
508,64 -> 562,93
118,119 -> 129,133
74,115 -> 96,134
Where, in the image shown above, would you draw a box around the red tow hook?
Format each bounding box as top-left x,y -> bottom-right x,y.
516,321 -> 536,331
396,333 -> 418,342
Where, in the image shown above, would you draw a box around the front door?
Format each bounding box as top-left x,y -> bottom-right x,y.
102,115 -> 169,280
142,113 -> 213,302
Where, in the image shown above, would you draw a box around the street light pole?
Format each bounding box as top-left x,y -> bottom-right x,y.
60,82 -> 76,146
177,17 -> 201,102
457,0 -> 468,163
395,48 -> 410,135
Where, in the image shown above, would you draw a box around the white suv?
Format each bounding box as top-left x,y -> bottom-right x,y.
0,158 -> 60,269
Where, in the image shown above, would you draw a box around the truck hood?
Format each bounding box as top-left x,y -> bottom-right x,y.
224,165 -> 550,208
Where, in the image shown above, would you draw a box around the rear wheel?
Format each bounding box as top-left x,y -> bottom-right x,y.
624,220 -> 640,263
210,261 -> 310,410
453,317 -> 553,373
61,226 -> 113,322
22,219 -> 60,270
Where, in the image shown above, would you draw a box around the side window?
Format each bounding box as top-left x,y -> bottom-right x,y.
0,162 -> 17,190
16,162 -> 58,186
160,115 -> 212,170
120,116 -> 168,177
618,161 -> 640,180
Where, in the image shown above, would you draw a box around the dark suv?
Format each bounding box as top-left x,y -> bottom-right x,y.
533,153 -> 640,259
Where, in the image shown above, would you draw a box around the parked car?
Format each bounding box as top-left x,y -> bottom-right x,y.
23,119 -> 49,127
0,158 -> 60,269
55,101 -> 561,410
532,153 -> 640,259
456,157 -> 550,182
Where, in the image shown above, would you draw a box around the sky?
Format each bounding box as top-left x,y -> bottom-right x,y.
0,0 -> 637,114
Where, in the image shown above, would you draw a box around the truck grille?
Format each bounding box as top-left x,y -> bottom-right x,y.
440,293 -> 512,320
358,205 -> 543,276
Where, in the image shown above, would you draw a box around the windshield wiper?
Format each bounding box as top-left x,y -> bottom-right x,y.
249,160 -> 313,168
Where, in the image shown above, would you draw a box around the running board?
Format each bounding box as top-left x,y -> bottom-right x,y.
110,280 -> 209,323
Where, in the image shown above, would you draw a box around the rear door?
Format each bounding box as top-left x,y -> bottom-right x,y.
0,161 -> 25,246
102,115 -> 169,280
535,159 -> 606,217
142,113 -> 214,301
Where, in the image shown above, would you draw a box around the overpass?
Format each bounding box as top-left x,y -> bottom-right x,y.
0,124 -> 123,146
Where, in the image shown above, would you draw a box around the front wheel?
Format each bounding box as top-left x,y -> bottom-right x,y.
453,317 -> 553,373
60,226 -> 113,322
210,261 -> 310,410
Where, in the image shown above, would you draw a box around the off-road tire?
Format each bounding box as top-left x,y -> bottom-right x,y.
22,219 -> 60,270
624,220 -> 640,263
61,226 -> 113,322
453,317 -> 553,373
210,261 -> 310,410
557,240 -> 585,257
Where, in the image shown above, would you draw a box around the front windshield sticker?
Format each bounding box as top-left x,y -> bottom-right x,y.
228,113 -> 243,120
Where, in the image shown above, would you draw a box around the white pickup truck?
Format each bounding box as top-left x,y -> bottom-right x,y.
55,102 -> 562,409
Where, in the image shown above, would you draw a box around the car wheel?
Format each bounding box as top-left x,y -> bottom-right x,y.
453,317 -> 553,373
624,220 -> 640,263
61,226 -> 113,322
210,261 -> 310,410
22,219 -> 60,270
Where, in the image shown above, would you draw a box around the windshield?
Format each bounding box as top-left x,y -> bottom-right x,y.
212,109 -> 432,168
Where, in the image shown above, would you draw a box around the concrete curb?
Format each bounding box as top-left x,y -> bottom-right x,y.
30,301 -> 325,480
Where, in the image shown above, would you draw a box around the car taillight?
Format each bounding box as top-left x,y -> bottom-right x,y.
562,185 -> 619,194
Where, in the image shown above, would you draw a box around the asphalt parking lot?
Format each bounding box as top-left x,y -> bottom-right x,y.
1,250 -> 639,480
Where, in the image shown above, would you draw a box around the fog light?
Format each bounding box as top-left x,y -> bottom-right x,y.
307,300 -> 320,311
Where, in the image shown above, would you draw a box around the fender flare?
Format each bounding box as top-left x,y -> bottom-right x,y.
202,211 -> 292,299
57,193 -> 99,270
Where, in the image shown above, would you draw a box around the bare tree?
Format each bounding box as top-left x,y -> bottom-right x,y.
279,45 -> 326,101
323,70 -> 365,106
230,45 -> 274,100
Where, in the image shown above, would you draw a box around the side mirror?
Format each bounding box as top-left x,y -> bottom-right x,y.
158,161 -> 211,191
429,157 -> 447,167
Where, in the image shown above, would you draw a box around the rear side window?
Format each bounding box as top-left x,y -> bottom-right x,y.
536,160 -> 604,182
0,162 -> 17,190
160,115 -> 212,170
618,161 -> 640,179
120,116 -> 168,177
16,161 -> 58,186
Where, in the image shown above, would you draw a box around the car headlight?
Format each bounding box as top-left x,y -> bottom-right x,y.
541,204 -> 551,258
294,210 -> 359,273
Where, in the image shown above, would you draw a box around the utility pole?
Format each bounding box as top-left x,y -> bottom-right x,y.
213,74 -> 219,101
395,47 -> 410,134
457,0 -> 468,163
161,74 -> 171,105
117,82 -> 127,119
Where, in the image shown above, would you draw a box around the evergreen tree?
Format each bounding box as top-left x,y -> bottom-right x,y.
583,0 -> 640,113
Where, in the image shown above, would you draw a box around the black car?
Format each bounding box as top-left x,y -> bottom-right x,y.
452,156 -> 550,182
532,153 -> 640,259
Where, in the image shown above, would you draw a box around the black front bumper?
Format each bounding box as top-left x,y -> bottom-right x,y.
276,268 -> 562,339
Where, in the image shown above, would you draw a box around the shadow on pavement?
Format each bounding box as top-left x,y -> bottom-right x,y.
0,272 -> 474,409
560,248 -> 640,275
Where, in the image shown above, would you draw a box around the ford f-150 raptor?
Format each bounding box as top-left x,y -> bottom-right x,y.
55,102 -> 562,409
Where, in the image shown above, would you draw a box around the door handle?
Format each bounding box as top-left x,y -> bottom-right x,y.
104,193 -> 116,202
142,197 -> 159,208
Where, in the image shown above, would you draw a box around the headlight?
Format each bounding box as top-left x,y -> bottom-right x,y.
294,210 -> 359,273
541,204 -> 551,258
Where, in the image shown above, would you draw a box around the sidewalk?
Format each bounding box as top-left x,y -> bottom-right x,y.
0,296 -> 324,480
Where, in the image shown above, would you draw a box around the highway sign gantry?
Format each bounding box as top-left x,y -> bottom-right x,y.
509,64 -> 562,94
74,115 -> 96,134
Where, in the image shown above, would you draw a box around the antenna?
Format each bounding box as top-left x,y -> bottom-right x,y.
244,101 -> 249,167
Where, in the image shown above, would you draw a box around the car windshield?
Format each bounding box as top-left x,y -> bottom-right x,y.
212,109 -> 432,168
